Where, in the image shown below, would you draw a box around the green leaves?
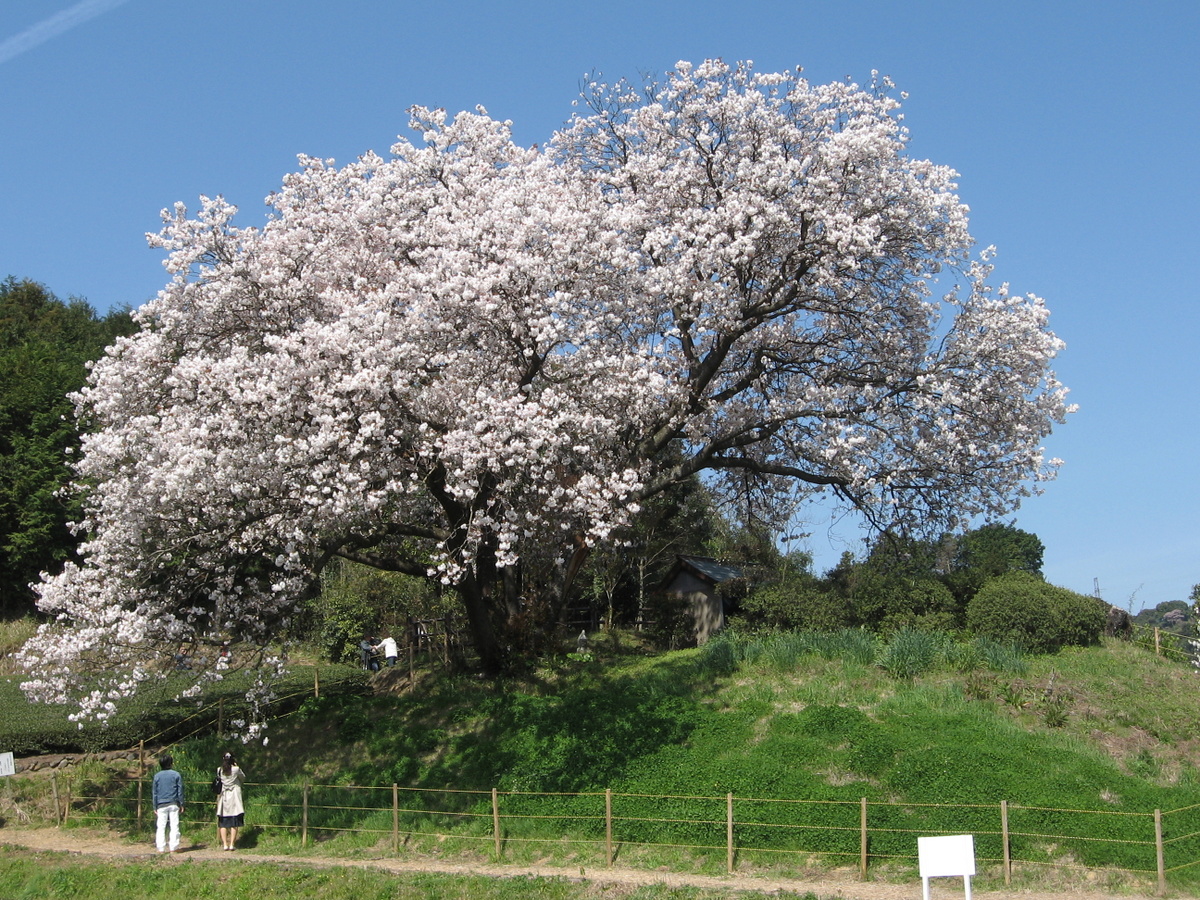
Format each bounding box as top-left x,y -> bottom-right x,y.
0,277 -> 136,614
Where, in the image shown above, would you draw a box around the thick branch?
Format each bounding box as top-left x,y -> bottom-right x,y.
333,548 -> 430,577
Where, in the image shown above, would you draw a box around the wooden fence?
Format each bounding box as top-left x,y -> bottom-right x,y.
1130,623 -> 1197,667
29,775 -> 1200,895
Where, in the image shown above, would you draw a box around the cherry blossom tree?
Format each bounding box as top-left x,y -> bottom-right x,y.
21,60 -> 1072,719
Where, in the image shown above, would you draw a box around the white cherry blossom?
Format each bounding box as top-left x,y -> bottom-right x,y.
21,61 -> 1072,717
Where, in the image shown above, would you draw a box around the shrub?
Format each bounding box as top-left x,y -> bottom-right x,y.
645,590 -> 695,650
739,582 -> 848,631
967,573 -> 1106,653
877,580 -> 960,634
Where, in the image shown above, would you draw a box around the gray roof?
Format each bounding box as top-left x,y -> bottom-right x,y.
678,555 -> 743,584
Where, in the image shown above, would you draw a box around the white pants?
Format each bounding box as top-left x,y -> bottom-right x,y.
155,803 -> 180,851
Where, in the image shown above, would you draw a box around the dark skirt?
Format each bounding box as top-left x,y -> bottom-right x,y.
218,814 -> 245,828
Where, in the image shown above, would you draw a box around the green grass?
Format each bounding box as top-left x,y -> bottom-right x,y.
0,847 -> 812,900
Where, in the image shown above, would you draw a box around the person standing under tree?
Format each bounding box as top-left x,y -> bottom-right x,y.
215,751 -> 246,850
359,635 -> 379,671
152,753 -> 184,853
373,634 -> 398,667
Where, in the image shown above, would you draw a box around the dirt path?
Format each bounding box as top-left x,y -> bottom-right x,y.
0,826 -> 1166,900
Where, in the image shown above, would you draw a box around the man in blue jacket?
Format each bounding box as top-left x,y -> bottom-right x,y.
152,753 -> 184,853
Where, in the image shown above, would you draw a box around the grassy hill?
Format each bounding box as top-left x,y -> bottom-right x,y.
4,625 -> 1200,891
217,631 -> 1200,888
243,630 -> 1200,796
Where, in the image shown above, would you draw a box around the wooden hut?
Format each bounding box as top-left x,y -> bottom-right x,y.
658,555 -> 744,644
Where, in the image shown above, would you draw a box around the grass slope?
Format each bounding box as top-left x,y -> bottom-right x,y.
257,634 -> 1200,800
5,628 -> 1200,889
220,632 -> 1200,882
0,847 -> 765,900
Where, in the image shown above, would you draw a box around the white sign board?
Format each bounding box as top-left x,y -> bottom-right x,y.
0,752 -> 15,777
918,834 -> 975,900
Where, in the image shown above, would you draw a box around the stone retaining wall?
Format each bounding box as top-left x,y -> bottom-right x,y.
13,748 -> 151,774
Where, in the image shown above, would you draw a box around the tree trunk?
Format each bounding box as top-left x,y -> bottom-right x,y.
457,571 -> 504,676
635,556 -> 649,631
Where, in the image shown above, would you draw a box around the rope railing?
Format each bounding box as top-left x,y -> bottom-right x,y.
1128,623 -> 1197,666
137,668 -> 364,750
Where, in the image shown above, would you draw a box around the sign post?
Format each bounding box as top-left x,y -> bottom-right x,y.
918,834 -> 976,900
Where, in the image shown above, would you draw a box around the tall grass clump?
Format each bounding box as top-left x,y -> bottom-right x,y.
942,639 -> 983,673
762,631 -> 810,670
697,628 -> 1026,680
973,636 -> 1027,674
0,617 -> 37,673
694,632 -> 737,676
877,628 -> 946,679
696,628 -> 881,675
818,628 -> 879,665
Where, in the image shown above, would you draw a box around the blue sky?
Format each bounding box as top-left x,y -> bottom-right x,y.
2,0 -> 1196,613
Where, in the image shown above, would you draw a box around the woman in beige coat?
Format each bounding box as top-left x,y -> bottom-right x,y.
215,752 -> 246,850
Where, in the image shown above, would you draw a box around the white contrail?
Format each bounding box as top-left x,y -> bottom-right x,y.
0,0 -> 133,66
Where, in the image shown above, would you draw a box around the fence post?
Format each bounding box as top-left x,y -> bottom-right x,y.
314,668 -> 320,699
392,783 -> 399,854
1001,800 -> 1011,885
51,773 -> 61,825
218,698 -> 225,738
727,792 -> 735,874
1155,808 -> 1165,896
139,738 -> 147,831
492,787 -> 502,858
1155,627 -> 1161,657
860,797 -> 868,879
301,783 -> 309,848
605,788 -> 613,867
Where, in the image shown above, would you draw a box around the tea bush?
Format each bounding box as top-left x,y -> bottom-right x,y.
0,664 -> 367,756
